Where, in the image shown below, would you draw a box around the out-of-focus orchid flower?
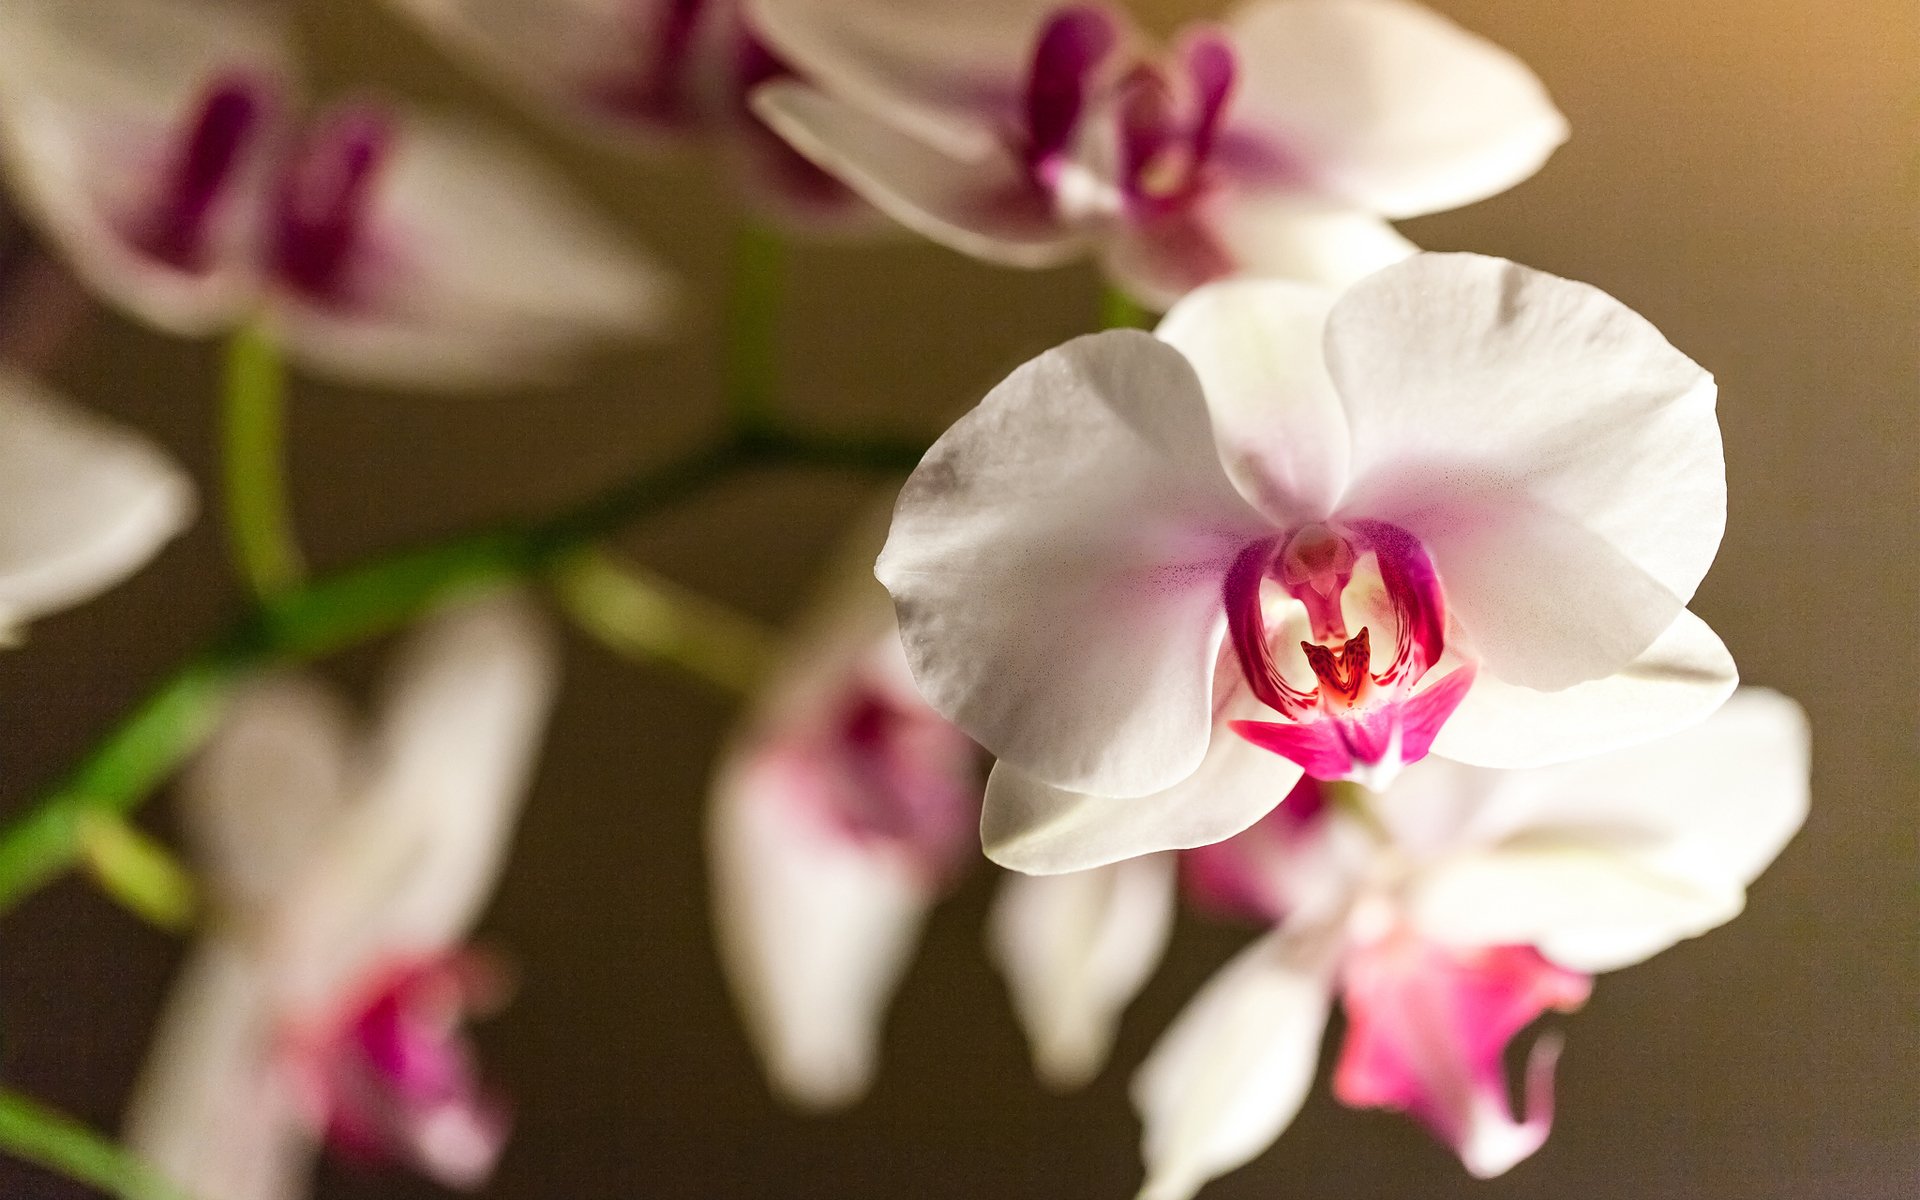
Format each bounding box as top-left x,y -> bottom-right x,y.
747,0 -> 1565,305
1133,689 -> 1809,1197
383,0 -> 874,230
878,254 -> 1733,875
0,0 -> 673,388
710,517 -> 983,1109
0,369 -> 193,638
124,597 -> 558,1199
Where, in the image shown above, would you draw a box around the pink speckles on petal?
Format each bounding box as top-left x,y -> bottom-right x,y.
1333,933 -> 1590,1177
293,951 -> 511,1189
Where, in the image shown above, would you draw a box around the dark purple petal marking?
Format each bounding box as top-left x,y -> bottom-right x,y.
269,104 -> 393,303
1225,538 -> 1316,718
136,75 -> 269,270
1024,5 -> 1120,175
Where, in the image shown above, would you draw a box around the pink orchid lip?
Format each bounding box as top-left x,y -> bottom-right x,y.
133,73 -> 273,271
1332,932 -> 1591,1177
287,949 -> 511,1189
783,681 -> 982,886
268,103 -> 394,305
1224,520 -> 1470,785
1020,7 -> 1239,224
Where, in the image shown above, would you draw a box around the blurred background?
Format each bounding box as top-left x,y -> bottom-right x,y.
0,0 -> 1914,1196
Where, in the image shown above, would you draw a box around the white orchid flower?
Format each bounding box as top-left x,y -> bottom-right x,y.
0,0 -> 673,388
710,518 -> 982,1109
747,0 -> 1565,305
0,369 -> 193,638
878,254 -> 1734,875
124,597 -> 559,1200
383,0 -> 875,229
1133,688 -> 1809,1198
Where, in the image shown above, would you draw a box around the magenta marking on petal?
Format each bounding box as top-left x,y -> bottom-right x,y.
1179,776 -> 1325,923
297,951 -> 512,1188
1225,539 -> 1316,718
1333,935 -> 1590,1177
269,104 -> 394,304
1395,666 -> 1476,765
1180,31 -> 1235,175
1348,519 -> 1446,686
1024,5 -> 1120,173
1230,717 -> 1353,780
137,74 -> 269,270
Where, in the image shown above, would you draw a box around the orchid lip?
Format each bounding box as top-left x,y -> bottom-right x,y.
1224,521 -> 1463,783
136,74 -> 271,271
269,104 -> 394,303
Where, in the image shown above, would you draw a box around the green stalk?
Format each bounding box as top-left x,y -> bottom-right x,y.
724,223 -> 786,434
1099,286 -> 1156,331
220,326 -> 304,599
0,425 -> 928,915
553,549 -> 779,693
0,1087 -> 195,1200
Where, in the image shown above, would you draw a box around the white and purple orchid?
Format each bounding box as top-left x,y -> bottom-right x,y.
124,597 -> 557,1199
747,0 -> 1566,305
0,369 -> 194,638
878,253 -> 1735,874
384,0 -> 874,229
709,517 -> 984,1108
0,0 -> 672,388
1133,688 -> 1810,1197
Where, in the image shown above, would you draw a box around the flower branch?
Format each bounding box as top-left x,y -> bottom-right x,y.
0,1087 -> 196,1200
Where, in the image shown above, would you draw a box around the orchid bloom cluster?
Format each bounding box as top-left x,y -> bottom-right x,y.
0,0 -> 1817,1198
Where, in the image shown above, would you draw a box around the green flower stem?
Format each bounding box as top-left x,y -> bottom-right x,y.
0,424 -> 930,916
1099,286 -> 1156,331
725,223 -> 786,434
0,1087 -> 195,1200
220,326 -> 304,600
553,549 -> 779,693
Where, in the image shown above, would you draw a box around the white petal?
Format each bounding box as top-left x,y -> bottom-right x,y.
276,110 -> 676,389
1225,0 -> 1567,218
745,0 -> 1078,160
179,674 -> 359,913
123,938 -> 315,1200
272,595 -> 558,1009
1132,927 -> 1339,1200
709,733 -> 934,1110
1409,689 -> 1811,972
753,82 -> 1082,269
990,854 -> 1177,1088
982,687 -> 1304,875
0,0 -> 287,333
1433,609 -> 1737,769
1329,254 -> 1723,688
1154,279 -> 1348,525
0,370 -> 194,626
1196,193 -> 1418,290
879,330 -> 1272,799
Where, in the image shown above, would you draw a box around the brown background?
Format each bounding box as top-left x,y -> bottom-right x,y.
0,0 -> 1915,1196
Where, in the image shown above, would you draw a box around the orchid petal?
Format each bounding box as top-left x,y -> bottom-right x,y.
1132,927 -> 1338,1200
0,0 -> 290,333
1330,254 -> 1723,689
990,854 -> 1177,1088
123,940 -> 314,1200
1225,0 -> 1567,218
1433,609 -> 1737,768
1409,689 -> 1810,972
179,675 -> 358,913
0,370 -> 195,627
274,596 -> 558,1009
1153,279 -> 1348,526
880,330 -> 1271,799
275,111 -> 675,389
1332,935 -> 1589,1177
1192,193 -> 1418,291
709,737 -> 934,1110
745,0 -> 1094,160
753,82 -> 1081,268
